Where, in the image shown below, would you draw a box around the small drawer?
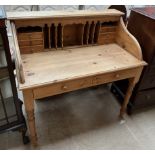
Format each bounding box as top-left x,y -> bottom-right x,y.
92,68 -> 138,86
98,32 -> 115,44
98,38 -> 115,44
18,39 -> 43,46
20,45 -> 44,54
33,67 -> 138,99
92,73 -> 121,85
99,32 -> 115,38
33,77 -> 93,99
18,32 -> 43,40
100,26 -> 116,33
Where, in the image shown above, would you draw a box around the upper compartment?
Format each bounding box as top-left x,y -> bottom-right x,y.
7,9 -> 124,54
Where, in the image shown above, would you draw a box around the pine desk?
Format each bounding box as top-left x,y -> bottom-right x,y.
7,9 -> 146,145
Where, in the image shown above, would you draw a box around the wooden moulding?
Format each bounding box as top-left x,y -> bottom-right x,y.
7,10 -> 124,20
33,67 -> 141,99
97,21 -> 117,45
17,26 -> 44,54
115,17 -> 143,60
11,22 -> 25,84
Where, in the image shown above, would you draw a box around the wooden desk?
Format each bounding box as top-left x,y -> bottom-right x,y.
7,9 -> 146,145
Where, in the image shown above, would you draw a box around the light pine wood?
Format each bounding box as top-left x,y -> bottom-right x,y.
10,22 -> 25,83
23,89 -> 37,146
7,9 -> 124,20
19,44 -> 146,90
120,66 -> 144,117
8,10 -> 147,146
33,67 -> 141,99
116,18 -> 143,60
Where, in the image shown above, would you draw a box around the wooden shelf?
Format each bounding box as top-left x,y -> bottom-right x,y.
16,19 -> 120,53
63,23 -> 84,47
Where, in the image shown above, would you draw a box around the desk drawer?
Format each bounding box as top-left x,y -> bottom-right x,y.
20,45 -> 44,54
98,32 -> 115,44
33,76 -> 93,99
19,39 -> 43,46
33,67 -> 139,99
18,32 -> 43,40
100,26 -> 116,33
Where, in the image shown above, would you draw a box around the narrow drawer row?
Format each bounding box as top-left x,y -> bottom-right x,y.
33,67 -> 137,99
98,22 -> 117,44
17,27 -> 44,54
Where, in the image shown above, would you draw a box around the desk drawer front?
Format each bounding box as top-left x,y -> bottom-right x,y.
18,32 -> 44,54
20,45 -> 44,54
18,40 -> 43,46
18,32 -> 43,40
100,26 -> 116,33
33,76 -> 92,99
98,32 -> 115,44
33,68 -> 139,99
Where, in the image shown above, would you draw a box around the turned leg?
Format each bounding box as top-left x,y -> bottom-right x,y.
23,89 -> 37,146
120,78 -> 136,118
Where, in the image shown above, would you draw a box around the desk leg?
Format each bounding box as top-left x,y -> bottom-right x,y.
23,89 -> 37,146
120,78 -> 135,118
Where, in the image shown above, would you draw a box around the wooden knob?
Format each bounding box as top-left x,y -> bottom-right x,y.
115,74 -> 120,78
62,85 -> 67,90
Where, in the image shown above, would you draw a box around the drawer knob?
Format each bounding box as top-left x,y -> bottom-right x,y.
62,85 -> 68,90
115,74 -> 120,78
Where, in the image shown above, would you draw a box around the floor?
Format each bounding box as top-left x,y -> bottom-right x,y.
0,85 -> 155,150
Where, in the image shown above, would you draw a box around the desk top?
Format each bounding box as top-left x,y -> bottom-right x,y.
7,9 -> 123,20
19,44 -> 146,90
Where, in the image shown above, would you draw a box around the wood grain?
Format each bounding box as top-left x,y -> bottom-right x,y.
19,44 -> 146,90
7,9 -> 124,20
11,22 -> 25,83
116,18 -> 143,60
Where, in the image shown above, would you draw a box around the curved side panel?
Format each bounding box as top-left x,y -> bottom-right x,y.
11,21 -> 25,84
116,17 -> 142,60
